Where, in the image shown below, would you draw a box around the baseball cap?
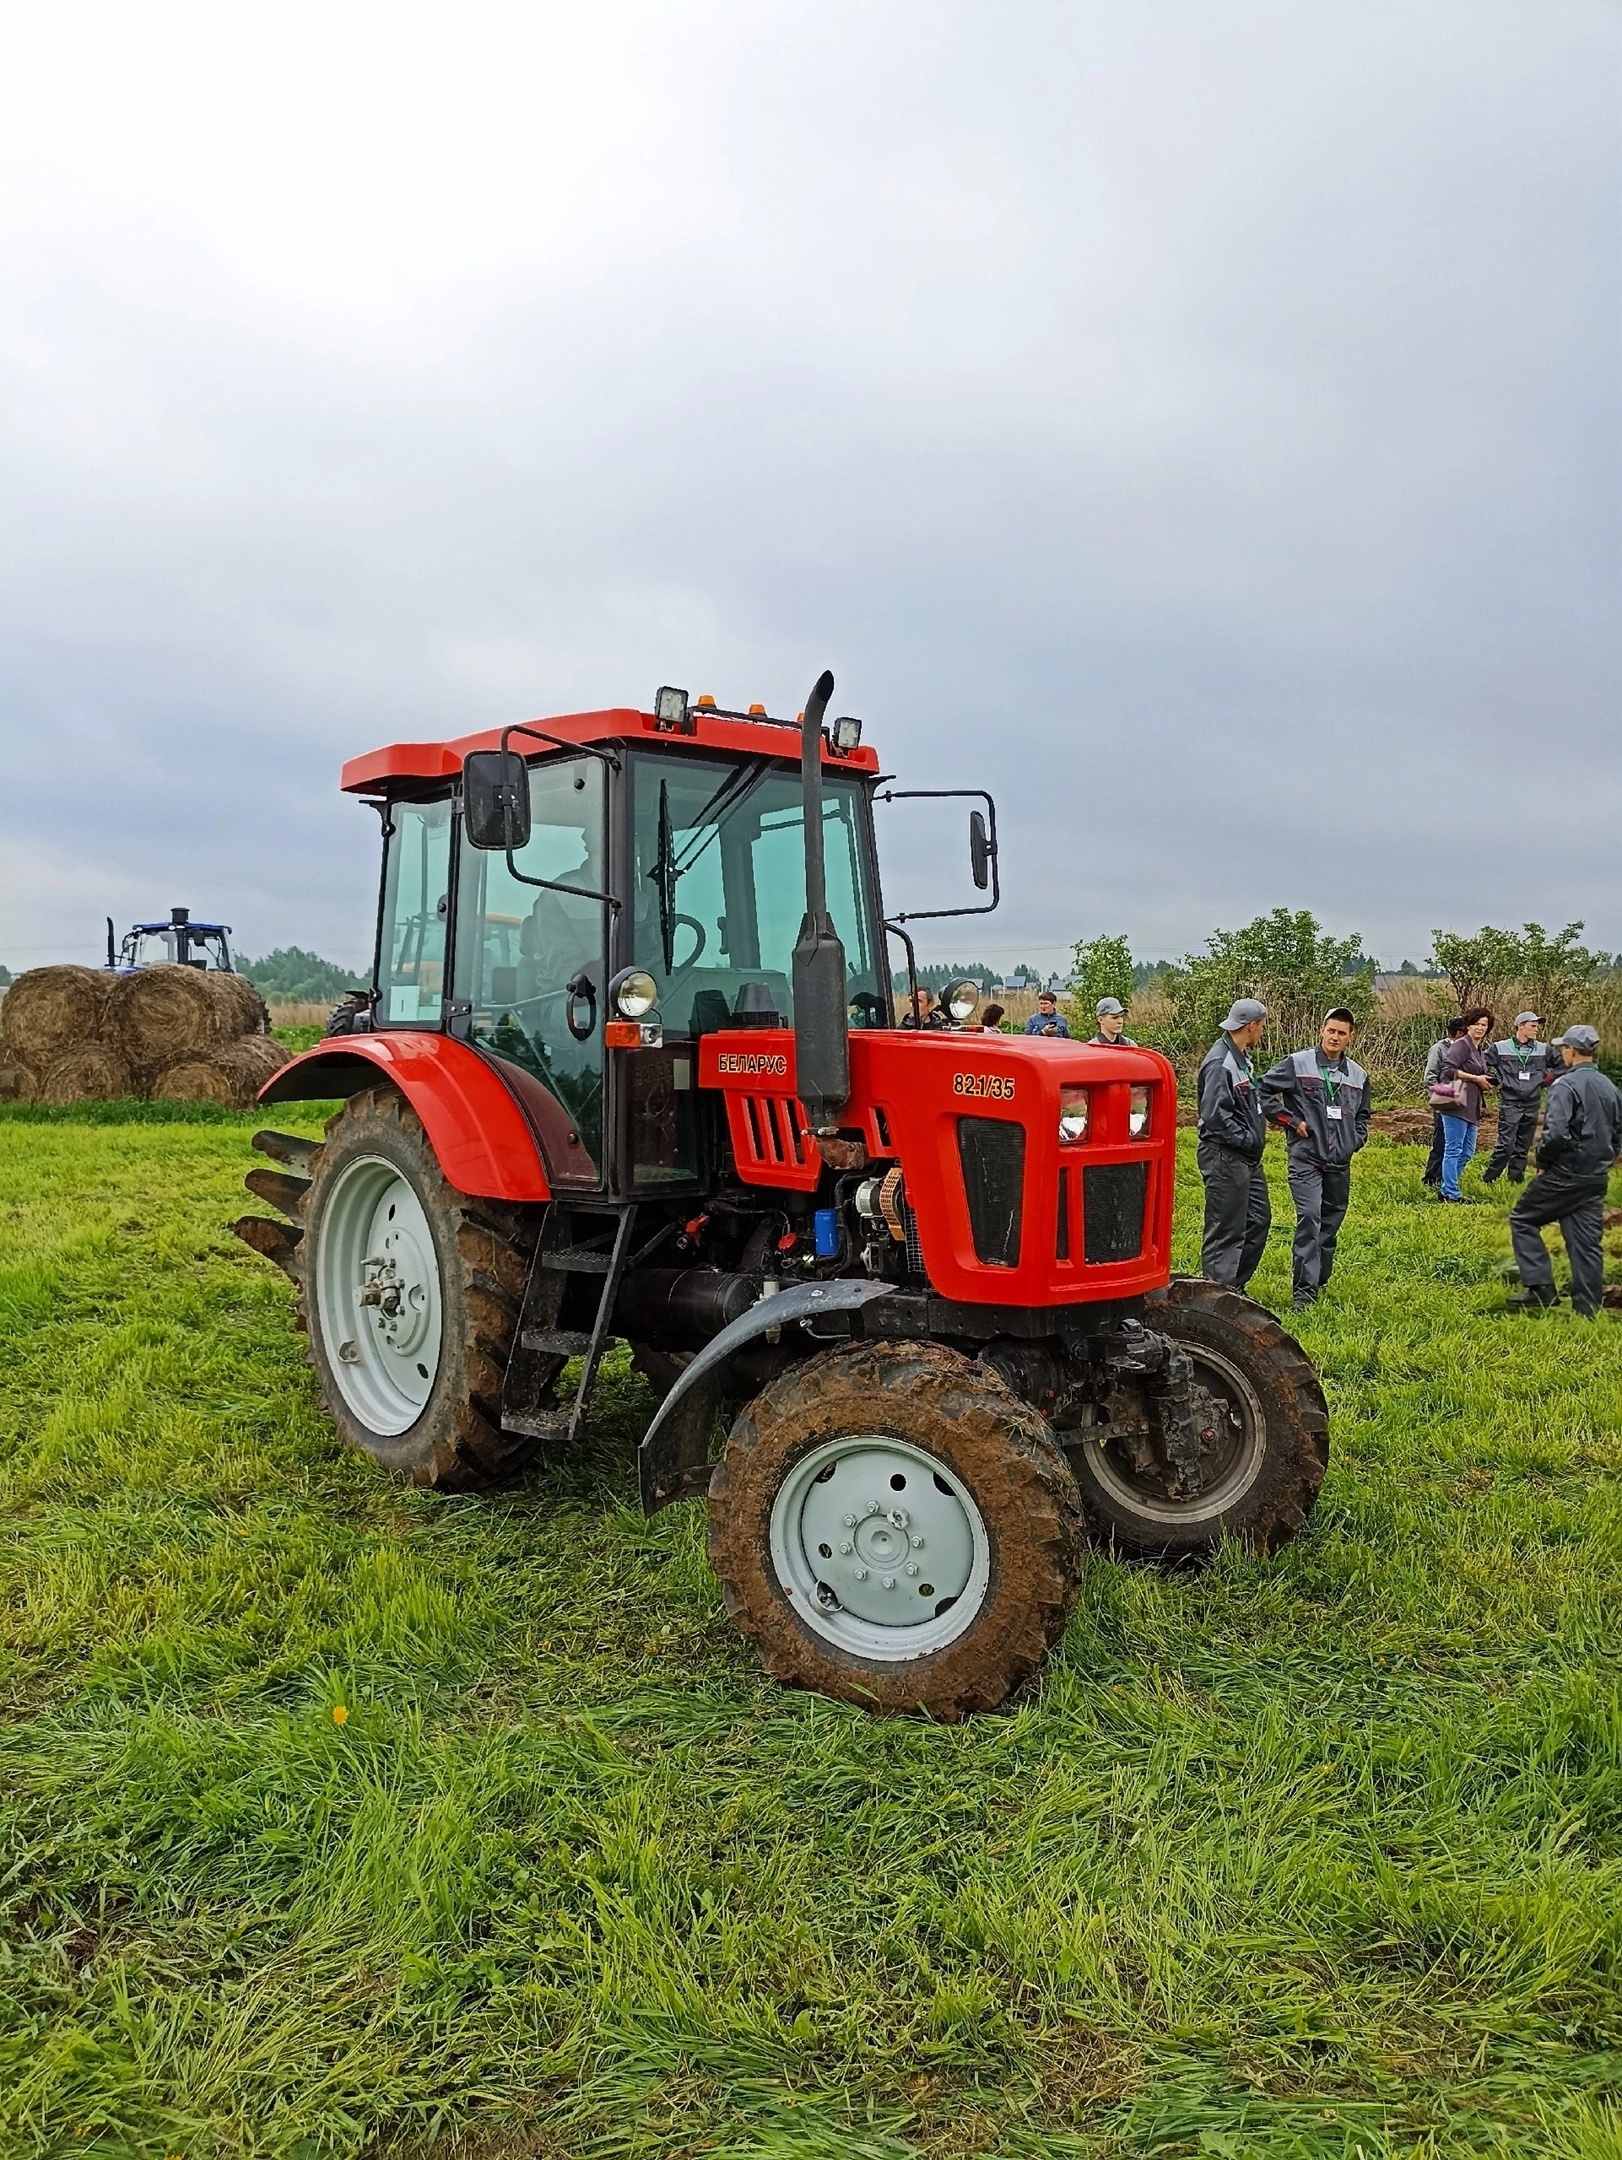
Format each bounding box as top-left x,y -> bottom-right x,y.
1557,1024 -> 1600,1053
1096,996 -> 1125,1017
1514,1010 -> 1542,1028
1220,998 -> 1268,1031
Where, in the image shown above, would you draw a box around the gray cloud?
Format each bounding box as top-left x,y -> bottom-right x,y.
0,0 -> 1616,975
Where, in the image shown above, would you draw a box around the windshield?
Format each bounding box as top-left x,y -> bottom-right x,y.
628,751 -> 887,1037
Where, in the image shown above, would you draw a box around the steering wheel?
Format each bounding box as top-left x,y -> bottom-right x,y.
667,912 -> 707,978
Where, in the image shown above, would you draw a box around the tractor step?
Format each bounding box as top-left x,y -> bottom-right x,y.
538,1246 -> 615,1273
497,1404 -> 576,1442
244,1166 -> 308,1218
520,1328 -> 598,1357
252,1130 -> 317,1175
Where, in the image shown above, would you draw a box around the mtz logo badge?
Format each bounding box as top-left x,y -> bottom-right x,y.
717,1052 -> 789,1077
952,1072 -> 1016,1100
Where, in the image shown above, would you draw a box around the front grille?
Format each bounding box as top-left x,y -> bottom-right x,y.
957,1117 -> 1024,1267
1083,1160 -> 1147,1264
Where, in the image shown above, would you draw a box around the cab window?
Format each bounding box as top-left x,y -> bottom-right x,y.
378,797 -> 452,1024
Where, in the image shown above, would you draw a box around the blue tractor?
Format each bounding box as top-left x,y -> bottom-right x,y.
106,905 -> 239,975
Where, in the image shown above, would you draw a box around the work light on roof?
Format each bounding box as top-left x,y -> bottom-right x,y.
831,714 -> 863,754
653,685 -> 692,733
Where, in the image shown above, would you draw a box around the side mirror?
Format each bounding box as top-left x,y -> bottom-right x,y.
969,808 -> 995,891
463,750 -> 531,852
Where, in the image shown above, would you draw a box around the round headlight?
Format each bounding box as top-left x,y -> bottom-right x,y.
612,968 -> 659,1019
941,977 -> 982,1025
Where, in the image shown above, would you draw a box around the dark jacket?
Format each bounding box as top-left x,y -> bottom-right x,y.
1089,1030 -> 1137,1046
1486,1036 -> 1559,1103
1536,1063 -> 1622,1179
1440,1037 -> 1491,1124
1197,1034 -> 1266,1160
1260,1046 -> 1372,1167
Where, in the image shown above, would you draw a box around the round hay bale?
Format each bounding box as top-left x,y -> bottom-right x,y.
0,1052 -> 40,1102
151,1059 -> 238,1105
38,1043 -> 134,1105
213,970 -> 272,1037
152,1035 -> 289,1109
107,965 -> 259,1073
0,966 -> 112,1065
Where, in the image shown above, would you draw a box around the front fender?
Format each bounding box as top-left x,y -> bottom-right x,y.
638,1278 -> 893,1511
258,1033 -> 551,1202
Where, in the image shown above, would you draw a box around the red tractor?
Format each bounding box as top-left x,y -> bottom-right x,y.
237,674 -> 1326,1717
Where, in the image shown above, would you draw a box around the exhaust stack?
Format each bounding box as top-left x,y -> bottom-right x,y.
791,669 -> 849,1138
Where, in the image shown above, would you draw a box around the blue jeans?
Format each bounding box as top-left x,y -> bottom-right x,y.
1440,1114 -> 1477,1198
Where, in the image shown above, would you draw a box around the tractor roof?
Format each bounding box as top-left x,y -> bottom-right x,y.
341,704 -> 880,794
131,919 -> 231,935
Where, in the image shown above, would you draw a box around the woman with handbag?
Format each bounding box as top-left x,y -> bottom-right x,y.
1434,1008 -> 1495,1202
1422,1016 -> 1469,1188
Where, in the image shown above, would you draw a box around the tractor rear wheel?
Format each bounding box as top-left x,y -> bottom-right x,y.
707,1340 -> 1084,1719
1065,1278 -> 1329,1560
296,1087 -> 543,1488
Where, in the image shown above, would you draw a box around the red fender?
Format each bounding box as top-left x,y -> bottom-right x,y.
258,1033 -> 553,1202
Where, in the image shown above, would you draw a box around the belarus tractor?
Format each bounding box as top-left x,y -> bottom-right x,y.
237,674 -> 1327,1718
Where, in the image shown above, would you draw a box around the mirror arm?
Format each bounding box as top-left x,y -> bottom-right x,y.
500,722 -> 620,773
875,787 -> 1001,922
500,857 -> 621,911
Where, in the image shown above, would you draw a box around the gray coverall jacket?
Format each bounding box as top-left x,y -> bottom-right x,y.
1259,1048 -> 1371,1297
1509,1063 -> 1622,1316
1088,1030 -> 1137,1046
1196,1034 -> 1270,1290
1484,1037 -> 1558,1183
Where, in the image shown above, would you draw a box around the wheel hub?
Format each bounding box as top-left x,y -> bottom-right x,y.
769,1436 -> 990,1658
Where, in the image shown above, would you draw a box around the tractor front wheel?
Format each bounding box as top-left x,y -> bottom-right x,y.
707,1341 -> 1084,1719
1065,1277 -> 1329,1560
298,1087 -> 541,1488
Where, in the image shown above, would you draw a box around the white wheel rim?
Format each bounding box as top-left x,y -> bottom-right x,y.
314,1155 -> 444,1436
1080,1341 -> 1266,1526
769,1435 -> 991,1661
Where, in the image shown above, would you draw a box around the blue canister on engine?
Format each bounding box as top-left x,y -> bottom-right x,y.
812,1207 -> 841,1259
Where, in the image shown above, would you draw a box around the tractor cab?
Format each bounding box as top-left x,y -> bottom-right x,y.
108,905 -> 237,974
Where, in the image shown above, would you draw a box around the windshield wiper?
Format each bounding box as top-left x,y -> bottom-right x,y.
648,758 -> 776,971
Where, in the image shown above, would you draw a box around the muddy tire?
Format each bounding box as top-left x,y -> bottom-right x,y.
707,1340 -> 1085,1719
293,1087 -> 543,1488
1066,1277 -> 1329,1560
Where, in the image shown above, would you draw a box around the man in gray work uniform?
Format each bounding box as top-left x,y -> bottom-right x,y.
1483,1011 -> 1558,1185
1090,997 -> 1136,1045
1506,1025 -> 1622,1316
1260,1007 -> 1372,1308
1197,998 -> 1271,1292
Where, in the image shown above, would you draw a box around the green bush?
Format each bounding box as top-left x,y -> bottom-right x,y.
240,946 -> 364,1004
1158,910 -> 1374,1072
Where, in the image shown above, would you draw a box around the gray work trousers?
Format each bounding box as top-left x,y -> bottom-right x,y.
1484,1096 -> 1540,1183
1286,1156 -> 1352,1296
1509,1169 -> 1609,1317
1198,1138 -> 1271,1291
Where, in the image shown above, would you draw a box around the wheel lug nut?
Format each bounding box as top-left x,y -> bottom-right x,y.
843,1514 -> 857,1527
881,1576 -> 895,1589
904,1563 -> 919,1577
838,1541 -> 852,1554
852,1566 -> 868,1581
888,1509 -> 908,1529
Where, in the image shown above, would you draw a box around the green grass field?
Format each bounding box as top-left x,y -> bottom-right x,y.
1,1110 -> 1619,2159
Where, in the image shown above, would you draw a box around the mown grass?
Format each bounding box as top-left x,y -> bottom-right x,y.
0,1117 -> 1619,2159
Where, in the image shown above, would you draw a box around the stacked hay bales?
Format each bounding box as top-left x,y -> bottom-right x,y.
0,964 -> 287,1107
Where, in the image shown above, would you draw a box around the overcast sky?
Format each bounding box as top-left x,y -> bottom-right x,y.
1,1 -> 1616,976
